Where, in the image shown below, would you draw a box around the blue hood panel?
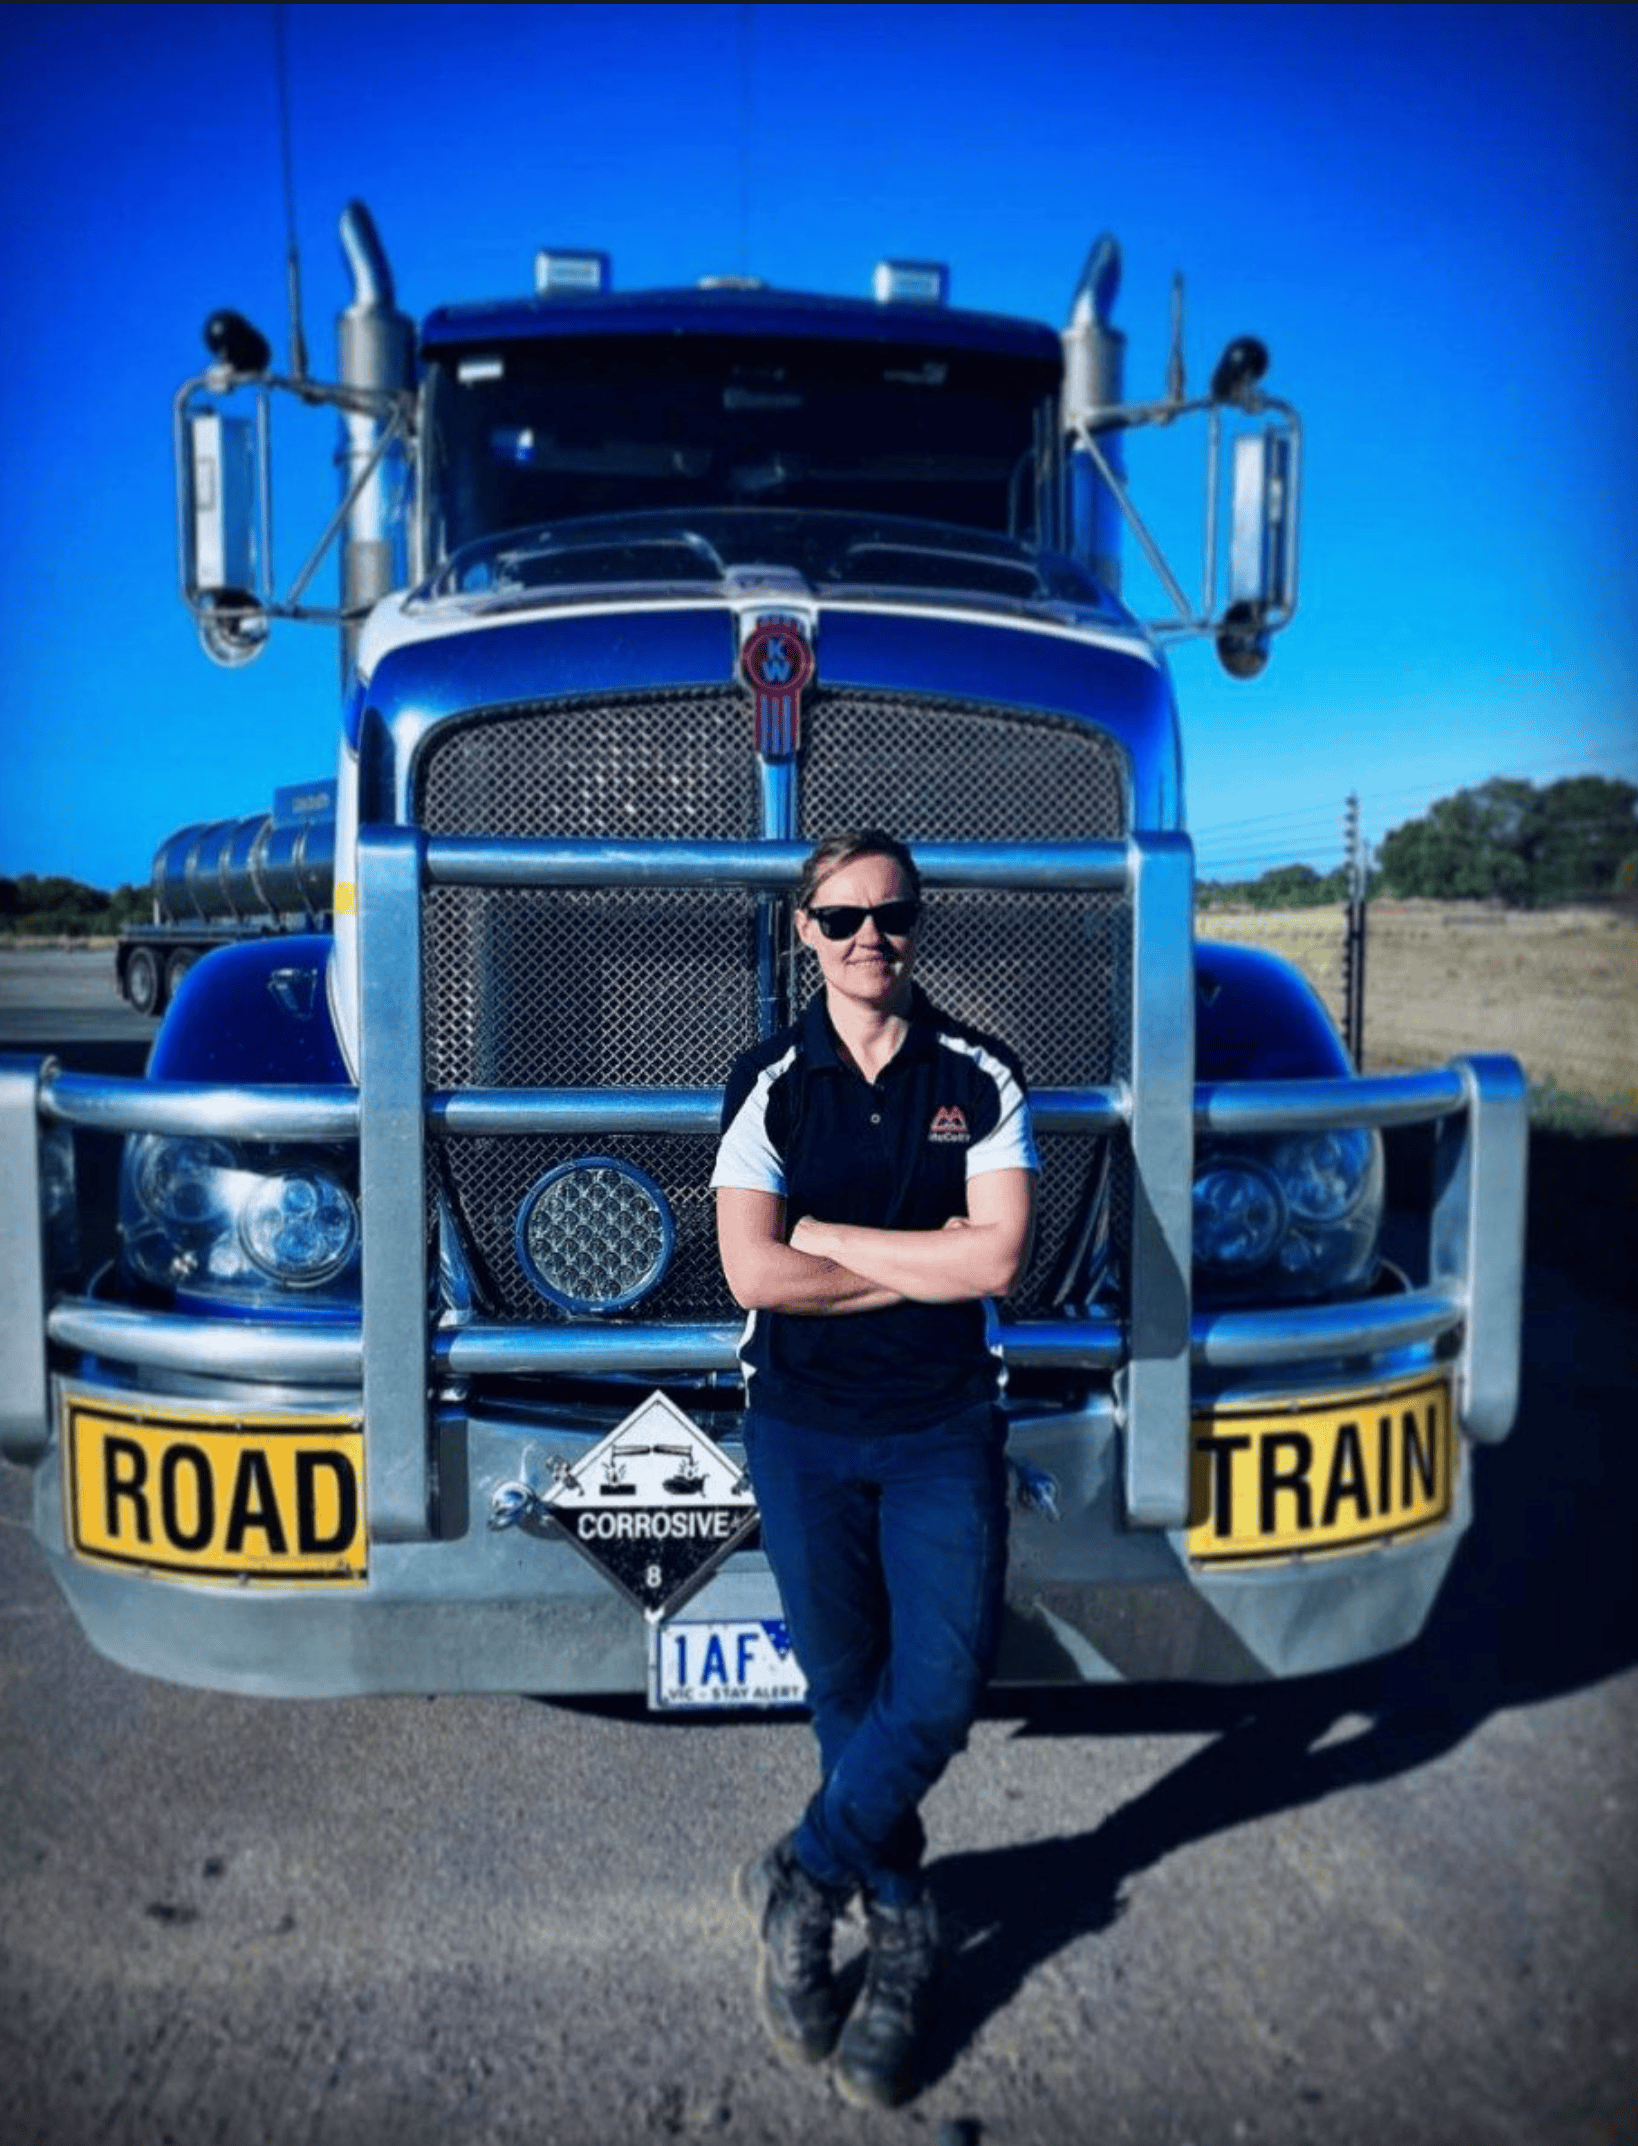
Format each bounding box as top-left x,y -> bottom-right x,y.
150,936 -> 348,1087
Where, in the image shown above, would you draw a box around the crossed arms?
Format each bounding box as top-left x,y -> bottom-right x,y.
714,1168 -> 1035,1316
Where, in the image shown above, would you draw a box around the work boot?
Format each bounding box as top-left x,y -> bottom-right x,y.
735,1837 -> 848,2066
834,1891 -> 941,2110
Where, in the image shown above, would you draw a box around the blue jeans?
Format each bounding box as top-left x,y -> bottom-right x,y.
744,1399 -> 1009,1906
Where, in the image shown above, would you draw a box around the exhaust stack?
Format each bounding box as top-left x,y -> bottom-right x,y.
336,201 -> 414,675
1061,235 -> 1126,593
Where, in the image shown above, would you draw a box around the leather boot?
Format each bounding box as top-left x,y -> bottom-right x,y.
736,1837 -> 849,2065
834,1890 -> 940,2109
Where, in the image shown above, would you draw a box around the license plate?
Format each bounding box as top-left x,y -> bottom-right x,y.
1188,1371 -> 1454,1565
63,1390 -> 367,1586
650,1618 -> 809,1710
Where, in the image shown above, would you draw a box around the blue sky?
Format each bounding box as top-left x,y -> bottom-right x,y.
1,2 -> 1633,888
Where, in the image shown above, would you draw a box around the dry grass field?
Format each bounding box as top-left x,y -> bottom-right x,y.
1197,899 -> 1638,1118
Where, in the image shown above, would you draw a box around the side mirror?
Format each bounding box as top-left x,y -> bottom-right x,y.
172,239 -> 414,676
180,405 -> 271,667
1209,336 -> 1269,408
1060,246 -> 1303,668
203,309 -> 272,376
1217,426 -> 1296,680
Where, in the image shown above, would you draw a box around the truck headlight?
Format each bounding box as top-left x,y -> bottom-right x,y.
1192,1128 -> 1382,1298
131,1135 -> 235,1231
1268,1129 -> 1374,1224
121,1134 -> 359,1305
1193,1160 -> 1285,1270
238,1170 -> 359,1285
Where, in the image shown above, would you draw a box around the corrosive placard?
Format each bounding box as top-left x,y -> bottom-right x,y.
539,1391 -> 758,1622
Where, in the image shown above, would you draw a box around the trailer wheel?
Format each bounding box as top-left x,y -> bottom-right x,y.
126,947 -> 162,1018
164,949 -> 195,1001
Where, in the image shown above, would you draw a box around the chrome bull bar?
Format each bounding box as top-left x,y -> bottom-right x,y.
1,831 -> 1527,1546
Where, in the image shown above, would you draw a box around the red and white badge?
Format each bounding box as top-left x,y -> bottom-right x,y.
740,618 -> 815,758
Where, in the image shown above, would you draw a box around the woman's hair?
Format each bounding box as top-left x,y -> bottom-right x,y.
794,829 -> 922,913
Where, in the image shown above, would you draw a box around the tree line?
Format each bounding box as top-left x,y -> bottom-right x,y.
0,876 -> 147,939
1198,861 -> 1365,911
1377,776 -> 1637,905
1200,776 -> 1637,910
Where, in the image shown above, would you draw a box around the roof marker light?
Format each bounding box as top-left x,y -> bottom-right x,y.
873,259 -> 950,306
534,249 -> 611,295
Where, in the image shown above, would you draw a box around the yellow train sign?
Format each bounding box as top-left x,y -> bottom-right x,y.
1188,1372 -> 1454,1564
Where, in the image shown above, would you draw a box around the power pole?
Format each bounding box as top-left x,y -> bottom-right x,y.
1342,792 -> 1368,1067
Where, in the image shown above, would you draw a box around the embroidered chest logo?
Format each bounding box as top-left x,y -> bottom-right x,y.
928,1104 -> 970,1145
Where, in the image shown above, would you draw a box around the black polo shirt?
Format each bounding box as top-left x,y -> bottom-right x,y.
711,987 -> 1038,1432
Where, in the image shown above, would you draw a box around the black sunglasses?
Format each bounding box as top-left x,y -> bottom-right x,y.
805,898 -> 922,942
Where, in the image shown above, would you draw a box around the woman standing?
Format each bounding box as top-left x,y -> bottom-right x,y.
712,829 -> 1037,2109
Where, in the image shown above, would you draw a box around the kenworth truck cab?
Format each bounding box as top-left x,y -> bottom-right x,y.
0,205 -> 1526,1703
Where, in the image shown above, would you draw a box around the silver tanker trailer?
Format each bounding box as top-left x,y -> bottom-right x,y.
115,779 -> 334,1015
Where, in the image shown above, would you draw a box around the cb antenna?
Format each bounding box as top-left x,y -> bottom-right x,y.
1166,271 -> 1186,404
273,2 -> 309,381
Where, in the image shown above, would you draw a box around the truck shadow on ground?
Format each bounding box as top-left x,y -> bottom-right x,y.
925,1168 -> 1637,2093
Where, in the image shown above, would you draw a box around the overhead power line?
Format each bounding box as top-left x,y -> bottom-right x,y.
1194,802 -> 1356,839
1194,756 -> 1636,848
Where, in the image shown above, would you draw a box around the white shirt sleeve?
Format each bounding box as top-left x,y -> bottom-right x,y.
709,1056 -> 790,1196
966,1055 -> 1039,1180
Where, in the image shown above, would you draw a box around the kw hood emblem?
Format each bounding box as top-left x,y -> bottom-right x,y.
740,617 -> 815,759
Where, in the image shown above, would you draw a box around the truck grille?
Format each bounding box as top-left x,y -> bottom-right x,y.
416,685 -> 1127,1324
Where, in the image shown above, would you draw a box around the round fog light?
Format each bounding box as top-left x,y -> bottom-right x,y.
516,1157 -> 674,1313
239,1171 -> 358,1285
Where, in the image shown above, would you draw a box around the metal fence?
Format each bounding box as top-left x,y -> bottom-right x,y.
1196,900 -> 1638,1114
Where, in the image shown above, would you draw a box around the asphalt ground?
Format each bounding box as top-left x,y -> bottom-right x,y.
2,948 -> 1634,2146
0,946 -> 155,1051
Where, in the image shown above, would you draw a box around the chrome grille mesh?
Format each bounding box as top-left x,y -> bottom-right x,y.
417,684 -> 1128,1325
901,889 -> 1125,1088
800,690 -> 1124,843
419,688 -> 754,840
423,885 -> 757,1090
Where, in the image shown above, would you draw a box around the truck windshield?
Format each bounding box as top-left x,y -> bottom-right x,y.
423,332 -> 1059,560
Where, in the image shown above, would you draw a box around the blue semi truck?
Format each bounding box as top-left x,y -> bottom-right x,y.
0,206 -> 1526,1702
